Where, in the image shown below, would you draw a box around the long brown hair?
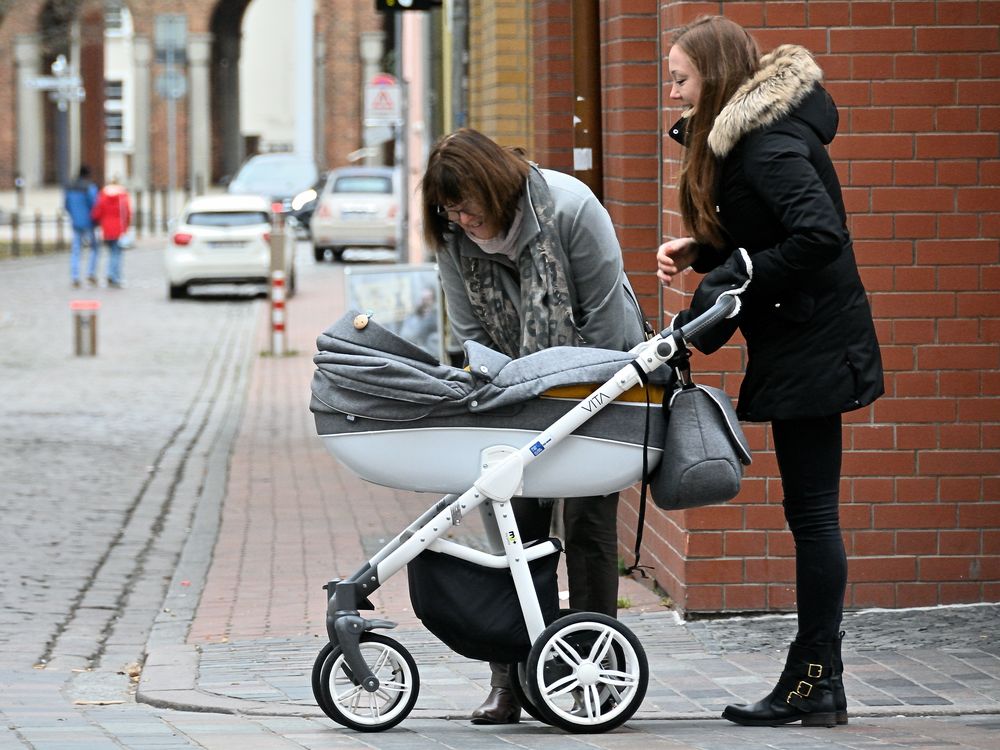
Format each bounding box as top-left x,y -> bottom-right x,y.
673,16 -> 760,248
420,128 -> 530,248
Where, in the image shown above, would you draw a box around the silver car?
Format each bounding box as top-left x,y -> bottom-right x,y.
310,166 -> 399,262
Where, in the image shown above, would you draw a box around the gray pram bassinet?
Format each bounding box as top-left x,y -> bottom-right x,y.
310,311 -> 670,497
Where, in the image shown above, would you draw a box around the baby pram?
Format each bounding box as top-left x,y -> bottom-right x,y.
308,297 -> 738,733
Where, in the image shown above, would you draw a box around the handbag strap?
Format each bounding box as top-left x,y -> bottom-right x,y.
624,346 -> 693,578
623,384 -> 655,579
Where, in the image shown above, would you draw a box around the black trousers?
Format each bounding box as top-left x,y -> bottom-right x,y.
772,413 -> 847,646
488,493 -> 620,688
508,493 -> 620,617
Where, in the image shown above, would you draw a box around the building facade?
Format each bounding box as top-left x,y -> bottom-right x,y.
456,0 -> 1000,614
0,0 -> 384,191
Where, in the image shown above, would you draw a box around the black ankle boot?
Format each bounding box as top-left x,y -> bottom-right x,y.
722,640 -> 838,727
832,631 -> 848,725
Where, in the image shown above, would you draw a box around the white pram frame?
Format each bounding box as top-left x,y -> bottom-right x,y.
311,297 -> 737,733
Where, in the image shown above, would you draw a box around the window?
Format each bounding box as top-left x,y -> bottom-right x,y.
104,2 -> 133,36
186,211 -> 270,227
333,176 -> 392,194
104,79 -> 124,144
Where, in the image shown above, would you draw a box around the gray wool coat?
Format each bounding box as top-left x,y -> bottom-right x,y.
435,168 -> 646,356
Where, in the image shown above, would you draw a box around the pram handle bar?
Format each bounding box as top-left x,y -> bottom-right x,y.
668,293 -> 737,349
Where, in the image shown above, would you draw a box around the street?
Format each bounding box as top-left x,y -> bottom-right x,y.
0,239 -> 998,749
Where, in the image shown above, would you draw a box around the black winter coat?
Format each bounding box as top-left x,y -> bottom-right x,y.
671,45 -> 883,422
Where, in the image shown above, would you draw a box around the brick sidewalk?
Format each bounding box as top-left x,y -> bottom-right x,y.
188,263 -> 426,644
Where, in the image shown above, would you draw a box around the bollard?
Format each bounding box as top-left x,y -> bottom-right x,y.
70,300 -> 100,356
56,210 -> 66,250
135,190 -> 144,238
270,270 -> 286,356
269,224 -> 287,356
11,212 -> 19,257
34,210 -> 43,255
149,190 -> 157,236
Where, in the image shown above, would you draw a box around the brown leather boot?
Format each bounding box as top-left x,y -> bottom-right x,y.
471,686 -> 521,724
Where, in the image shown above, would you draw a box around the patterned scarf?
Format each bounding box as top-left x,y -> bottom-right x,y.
458,168 -> 580,358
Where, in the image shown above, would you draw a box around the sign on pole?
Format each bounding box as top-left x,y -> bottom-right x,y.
364,73 -> 402,126
155,68 -> 187,100
154,14 -> 187,62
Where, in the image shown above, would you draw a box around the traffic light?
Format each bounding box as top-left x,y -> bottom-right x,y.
375,0 -> 441,11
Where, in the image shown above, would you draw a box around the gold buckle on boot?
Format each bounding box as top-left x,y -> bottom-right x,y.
807,662 -> 823,679
786,681 -> 813,703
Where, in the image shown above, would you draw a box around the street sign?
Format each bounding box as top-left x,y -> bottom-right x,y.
375,0 -> 441,10
155,69 -> 187,100
155,14 -> 187,63
364,73 -> 402,125
24,55 -> 85,112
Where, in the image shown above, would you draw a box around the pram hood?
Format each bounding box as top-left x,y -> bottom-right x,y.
311,310 -> 668,422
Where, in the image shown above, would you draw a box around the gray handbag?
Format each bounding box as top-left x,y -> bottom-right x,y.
649,382 -> 752,511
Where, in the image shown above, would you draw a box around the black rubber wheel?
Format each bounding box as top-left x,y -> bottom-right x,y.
314,633 -> 419,732
168,283 -> 187,299
524,612 -> 648,733
507,661 -> 552,725
313,245 -> 326,262
311,642 -> 336,715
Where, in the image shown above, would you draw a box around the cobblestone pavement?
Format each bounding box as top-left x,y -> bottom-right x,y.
1,241 -> 998,750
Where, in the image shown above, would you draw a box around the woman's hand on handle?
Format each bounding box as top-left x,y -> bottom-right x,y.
656,237 -> 698,286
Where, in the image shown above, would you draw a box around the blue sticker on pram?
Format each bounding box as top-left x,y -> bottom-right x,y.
530,442 -> 545,456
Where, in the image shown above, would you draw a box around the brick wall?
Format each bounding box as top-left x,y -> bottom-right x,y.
316,2 -> 382,169
600,1 -> 663,319
618,0 -> 1000,615
467,0 -> 534,150
531,1 -> 575,170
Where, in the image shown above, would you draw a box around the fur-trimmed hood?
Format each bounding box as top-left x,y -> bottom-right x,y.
707,45 -> 827,158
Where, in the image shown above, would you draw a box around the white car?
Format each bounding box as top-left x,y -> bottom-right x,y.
164,194 -> 296,299
310,166 -> 399,262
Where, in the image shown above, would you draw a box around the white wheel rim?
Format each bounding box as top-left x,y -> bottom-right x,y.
328,642 -> 413,726
534,621 -> 641,724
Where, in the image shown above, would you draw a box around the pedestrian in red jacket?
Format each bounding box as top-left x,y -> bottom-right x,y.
91,178 -> 132,288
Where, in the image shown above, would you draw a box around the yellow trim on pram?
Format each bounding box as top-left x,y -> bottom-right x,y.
539,382 -> 666,403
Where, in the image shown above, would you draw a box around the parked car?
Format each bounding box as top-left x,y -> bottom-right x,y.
310,166 -> 399,262
164,194 -> 296,299
287,172 -> 328,239
227,152 -> 319,217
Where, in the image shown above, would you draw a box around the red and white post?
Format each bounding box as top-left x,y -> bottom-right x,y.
269,224 -> 287,356
270,270 -> 286,356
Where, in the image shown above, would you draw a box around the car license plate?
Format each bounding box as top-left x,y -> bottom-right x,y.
209,240 -> 247,248
341,207 -> 376,220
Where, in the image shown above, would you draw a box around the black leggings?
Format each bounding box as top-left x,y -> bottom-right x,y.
771,413 -> 847,646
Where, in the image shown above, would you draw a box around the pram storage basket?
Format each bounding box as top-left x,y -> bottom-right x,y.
407,540 -> 561,662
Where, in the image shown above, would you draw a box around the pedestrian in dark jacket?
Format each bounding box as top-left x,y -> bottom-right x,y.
657,16 -> 884,728
63,165 -> 99,287
91,178 -> 132,288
